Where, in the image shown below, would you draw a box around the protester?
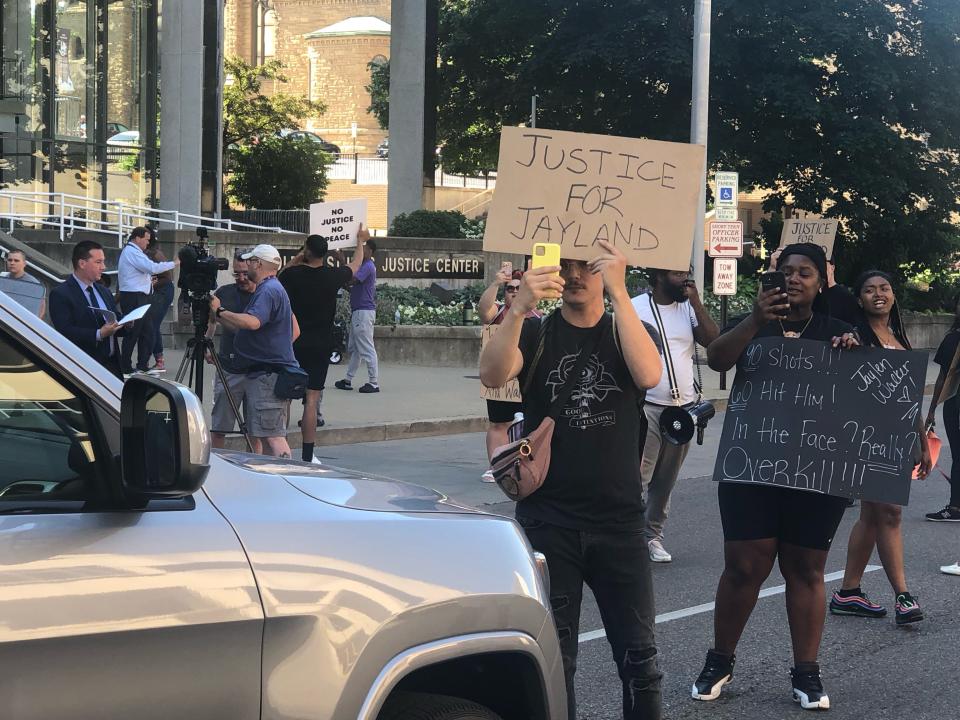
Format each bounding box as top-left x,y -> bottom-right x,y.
280,231 -> 365,462
210,244 -> 300,458
924,294 -> 960,522
831,271 -> 930,625
206,251 -> 255,449
49,240 -> 124,377
824,256 -> 860,325
632,267 -> 719,562
334,240 -> 379,393
1,249 -> 45,318
477,265 -> 541,482
117,226 -> 176,376
144,229 -> 174,373
693,243 -> 857,711
480,239 -> 664,720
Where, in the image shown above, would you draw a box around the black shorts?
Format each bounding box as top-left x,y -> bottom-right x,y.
487,399 -> 519,423
718,481 -> 847,551
294,347 -> 330,391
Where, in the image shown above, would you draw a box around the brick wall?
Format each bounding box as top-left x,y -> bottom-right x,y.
325,180 -> 388,230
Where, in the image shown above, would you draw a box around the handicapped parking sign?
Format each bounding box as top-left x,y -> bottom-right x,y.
715,171 -> 739,208
719,187 -> 733,201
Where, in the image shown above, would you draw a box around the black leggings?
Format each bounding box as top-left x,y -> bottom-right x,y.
943,396 -> 960,507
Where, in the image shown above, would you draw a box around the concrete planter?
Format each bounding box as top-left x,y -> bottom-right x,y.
902,312 -> 954,350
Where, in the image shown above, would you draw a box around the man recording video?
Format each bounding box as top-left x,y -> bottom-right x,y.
209,244 -> 300,458
117,226 -> 176,376
280,229 -> 366,462
205,250 -> 255,448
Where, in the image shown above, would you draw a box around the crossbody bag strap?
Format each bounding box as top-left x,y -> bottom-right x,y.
647,293 -> 681,405
689,302 -> 704,404
521,312 -> 553,396
544,320 -> 609,420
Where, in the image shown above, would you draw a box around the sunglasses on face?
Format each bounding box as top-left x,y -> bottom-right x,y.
505,285 -> 520,293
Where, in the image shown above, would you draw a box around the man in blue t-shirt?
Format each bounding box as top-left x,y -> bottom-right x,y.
334,240 -> 380,393
210,244 -> 300,458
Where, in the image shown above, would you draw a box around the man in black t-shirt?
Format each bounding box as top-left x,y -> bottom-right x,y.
205,254 -> 255,448
280,231 -> 365,462
480,239 -> 664,720
825,258 -> 860,325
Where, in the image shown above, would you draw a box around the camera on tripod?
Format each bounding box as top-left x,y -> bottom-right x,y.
177,227 -> 229,298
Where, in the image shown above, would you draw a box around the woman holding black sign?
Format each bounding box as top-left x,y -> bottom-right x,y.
831,271 -> 930,625
692,243 -> 857,711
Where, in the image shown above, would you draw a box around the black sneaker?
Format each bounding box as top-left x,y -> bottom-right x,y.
895,592 -> 924,625
925,505 -> 960,522
334,379 -> 353,391
358,383 -> 380,393
791,663 -> 830,710
829,588 -> 887,618
691,650 -> 735,701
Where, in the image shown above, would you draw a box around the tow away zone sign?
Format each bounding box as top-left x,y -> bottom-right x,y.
713,258 -> 737,295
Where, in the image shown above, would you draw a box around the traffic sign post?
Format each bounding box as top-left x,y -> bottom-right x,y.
715,171 -> 739,208
708,221 -> 744,258
711,256 -> 739,391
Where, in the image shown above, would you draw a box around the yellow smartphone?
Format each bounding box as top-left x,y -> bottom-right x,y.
531,242 -> 561,275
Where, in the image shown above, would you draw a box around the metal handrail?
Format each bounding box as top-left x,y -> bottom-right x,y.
0,190 -> 300,245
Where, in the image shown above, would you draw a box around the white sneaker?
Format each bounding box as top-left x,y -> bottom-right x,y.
481,469 -> 496,483
648,539 -> 672,563
941,562 -> 960,576
310,454 -> 323,465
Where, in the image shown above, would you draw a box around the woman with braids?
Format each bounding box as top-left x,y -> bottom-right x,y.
831,271 -> 931,625
924,293 -> 960,522
692,243 -> 858,712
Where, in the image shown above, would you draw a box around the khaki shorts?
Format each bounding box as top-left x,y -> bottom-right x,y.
211,372 -> 247,434
243,372 -> 290,438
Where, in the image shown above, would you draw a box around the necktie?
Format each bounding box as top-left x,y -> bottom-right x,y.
87,286 -> 106,328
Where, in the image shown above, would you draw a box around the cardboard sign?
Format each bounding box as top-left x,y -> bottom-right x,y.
309,199 -> 368,249
779,218 -> 838,260
483,127 -> 705,269
714,338 -> 927,505
480,324 -> 521,402
713,258 -> 737,296
708,221 -> 743,258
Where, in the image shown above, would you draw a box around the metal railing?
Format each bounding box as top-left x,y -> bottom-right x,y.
325,154 -> 497,189
0,190 -> 300,245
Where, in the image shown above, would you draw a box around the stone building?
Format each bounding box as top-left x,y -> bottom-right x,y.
224,0 -> 390,154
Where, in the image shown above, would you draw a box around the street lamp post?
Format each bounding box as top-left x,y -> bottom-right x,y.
690,0 -> 712,291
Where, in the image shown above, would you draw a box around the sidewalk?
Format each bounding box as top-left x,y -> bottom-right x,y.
161,346 -> 943,449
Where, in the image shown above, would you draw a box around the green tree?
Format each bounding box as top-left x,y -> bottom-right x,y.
436,0 -> 960,279
366,60 -> 390,130
227,136 -> 329,209
223,57 -> 326,148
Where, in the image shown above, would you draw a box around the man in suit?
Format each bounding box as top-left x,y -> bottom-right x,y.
49,240 -> 124,377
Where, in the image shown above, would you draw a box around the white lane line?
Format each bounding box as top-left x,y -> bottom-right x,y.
577,565 -> 882,645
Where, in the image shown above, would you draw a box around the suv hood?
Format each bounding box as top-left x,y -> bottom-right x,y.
216,451 -> 485,515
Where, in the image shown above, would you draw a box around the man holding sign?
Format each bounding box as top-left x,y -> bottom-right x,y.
480,239 -> 664,720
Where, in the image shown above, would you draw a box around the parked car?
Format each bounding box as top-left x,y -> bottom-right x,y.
377,137 -> 389,159
0,290 -> 565,720
106,122 -> 130,138
279,128 -> 341,158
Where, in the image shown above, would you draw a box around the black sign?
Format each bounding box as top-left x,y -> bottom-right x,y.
276,247 -> 484,280
713,338 -> 928,505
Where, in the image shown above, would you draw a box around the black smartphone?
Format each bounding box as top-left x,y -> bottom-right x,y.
760,271 -> 788,317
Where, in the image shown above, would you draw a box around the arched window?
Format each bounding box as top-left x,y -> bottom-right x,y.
256,2 -> 278,64
371,54 -> 387,66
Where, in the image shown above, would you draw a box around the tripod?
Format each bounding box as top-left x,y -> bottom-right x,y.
175,298 -> 254,452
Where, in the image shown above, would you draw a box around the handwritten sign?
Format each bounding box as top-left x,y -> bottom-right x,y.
480,325 -> 521,402
483,127 -> 705,269
714,338 -> 927,505
779,218 -> 838,260
309,199 -> 368,249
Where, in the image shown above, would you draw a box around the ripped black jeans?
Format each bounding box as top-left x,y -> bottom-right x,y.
517,516 -> 662,720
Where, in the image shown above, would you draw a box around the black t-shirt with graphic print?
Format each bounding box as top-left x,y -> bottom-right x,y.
516,311 -> 649,531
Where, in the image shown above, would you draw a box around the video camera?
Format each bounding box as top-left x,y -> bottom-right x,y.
177,227 -> 229,298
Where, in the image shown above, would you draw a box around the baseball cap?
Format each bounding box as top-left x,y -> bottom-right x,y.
241,244 -> 282,264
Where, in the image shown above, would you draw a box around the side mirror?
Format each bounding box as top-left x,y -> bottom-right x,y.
120,375 -> 210,499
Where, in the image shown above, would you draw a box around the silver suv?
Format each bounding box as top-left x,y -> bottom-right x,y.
0,293 -> 566,720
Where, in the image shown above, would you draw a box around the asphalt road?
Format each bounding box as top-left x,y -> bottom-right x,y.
319,410 -> 960,720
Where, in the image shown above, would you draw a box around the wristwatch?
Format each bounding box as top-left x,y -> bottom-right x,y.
215,307 -> 225,318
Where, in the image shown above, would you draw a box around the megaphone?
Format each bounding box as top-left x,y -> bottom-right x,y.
659,401 -> 717,446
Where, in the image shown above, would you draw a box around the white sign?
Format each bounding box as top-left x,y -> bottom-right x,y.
713,258 -> 737,295
309,198 -> 368,249
708,221 -> 744,258
351,122 -> 358,139
715,206 -> 738,222
715,171 -> 739,208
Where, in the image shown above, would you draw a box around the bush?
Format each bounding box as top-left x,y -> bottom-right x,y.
389,210 -> 468,239
227,136 -> 330,209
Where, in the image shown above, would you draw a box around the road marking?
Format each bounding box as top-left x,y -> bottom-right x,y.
577,565 -> 882,644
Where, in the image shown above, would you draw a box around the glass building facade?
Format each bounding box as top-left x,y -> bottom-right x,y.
0,0 -> 159,207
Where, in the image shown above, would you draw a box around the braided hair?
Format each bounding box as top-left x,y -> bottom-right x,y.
853,270 -> 911,350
